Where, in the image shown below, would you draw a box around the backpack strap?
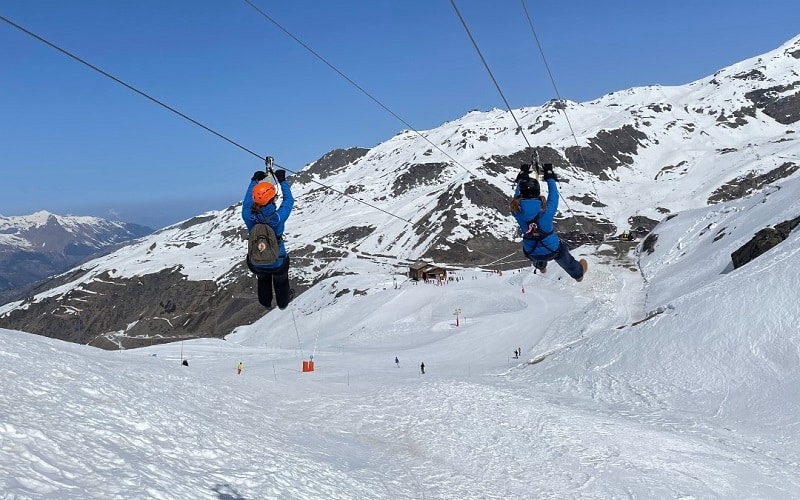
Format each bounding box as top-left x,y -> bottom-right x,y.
251,206 -> 283,239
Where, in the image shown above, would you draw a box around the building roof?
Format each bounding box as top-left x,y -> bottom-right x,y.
410,262 -> 447,274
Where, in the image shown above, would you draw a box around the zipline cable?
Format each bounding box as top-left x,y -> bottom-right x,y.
519,0 -> 617,244
290,307 -> 304,360
0,15 -> 263,161
450,1 -> 599,251
449,0 -> 537,178
269,160 -> 415,224
519,1 -> 629,289
242,0 -> 479,180
0,14 -> 415,225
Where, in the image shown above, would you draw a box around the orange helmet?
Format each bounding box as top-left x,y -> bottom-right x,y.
252,182 -> 277,205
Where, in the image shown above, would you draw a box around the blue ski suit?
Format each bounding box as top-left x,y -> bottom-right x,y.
512,177 -> 584,280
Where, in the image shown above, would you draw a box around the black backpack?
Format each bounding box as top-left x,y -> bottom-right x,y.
247,223 -> 280,267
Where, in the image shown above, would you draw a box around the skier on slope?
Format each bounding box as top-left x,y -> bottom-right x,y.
243,163 -> 295,309
510,163 -> 587,282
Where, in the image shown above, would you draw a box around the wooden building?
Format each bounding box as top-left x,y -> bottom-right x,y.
409,262 -> 447,282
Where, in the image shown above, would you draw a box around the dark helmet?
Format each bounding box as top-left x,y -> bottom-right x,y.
519,178 -> 540,198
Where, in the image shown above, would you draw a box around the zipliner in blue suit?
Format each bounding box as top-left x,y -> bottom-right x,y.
510,167 -> 586,281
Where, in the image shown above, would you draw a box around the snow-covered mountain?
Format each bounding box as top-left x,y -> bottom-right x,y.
0,211 -> 152,303
0,35 -> 798,347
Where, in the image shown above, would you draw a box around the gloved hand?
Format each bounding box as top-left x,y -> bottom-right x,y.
274,169 -> 286,183
542,163 -> 557,182
514,163 -> 532,184
252,171 -> 267,182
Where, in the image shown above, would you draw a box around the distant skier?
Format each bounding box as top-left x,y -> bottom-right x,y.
395,356 -> 400,368
243,162 -> 295,309
510,163 -> 587,282
237,361 -> 243,375
420,362 -> 425,375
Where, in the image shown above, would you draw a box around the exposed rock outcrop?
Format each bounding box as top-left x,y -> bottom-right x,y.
731,215 -> 800,269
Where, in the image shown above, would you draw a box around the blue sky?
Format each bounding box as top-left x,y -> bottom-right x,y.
2,0 -> 799,229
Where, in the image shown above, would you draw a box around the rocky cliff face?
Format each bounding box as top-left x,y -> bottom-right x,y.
731,215 -> 800,269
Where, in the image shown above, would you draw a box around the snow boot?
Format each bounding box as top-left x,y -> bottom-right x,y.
279,289 -> 296,310
576,259 -> 588,282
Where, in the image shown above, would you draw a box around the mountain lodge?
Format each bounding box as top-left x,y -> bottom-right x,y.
408,262 -> 448,282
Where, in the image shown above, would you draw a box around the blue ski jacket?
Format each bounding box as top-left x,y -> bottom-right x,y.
512,177 -> 561,257
242,179 -> 294,269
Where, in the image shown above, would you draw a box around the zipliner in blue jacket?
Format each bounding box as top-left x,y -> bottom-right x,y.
512,177 -> 561,258
510,172 -> 586,281
242,179 -> 294,270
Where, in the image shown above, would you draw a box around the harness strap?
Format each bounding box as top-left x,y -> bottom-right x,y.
524,242 -> 559,260
522,208 -> 552,241
522,208 -> 559,258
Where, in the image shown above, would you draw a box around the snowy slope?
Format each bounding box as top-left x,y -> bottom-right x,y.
2,174 -> 800,498
639,176 -> 800,307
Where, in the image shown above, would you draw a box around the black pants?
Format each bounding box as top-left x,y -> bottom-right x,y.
254,257 -> 291,309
